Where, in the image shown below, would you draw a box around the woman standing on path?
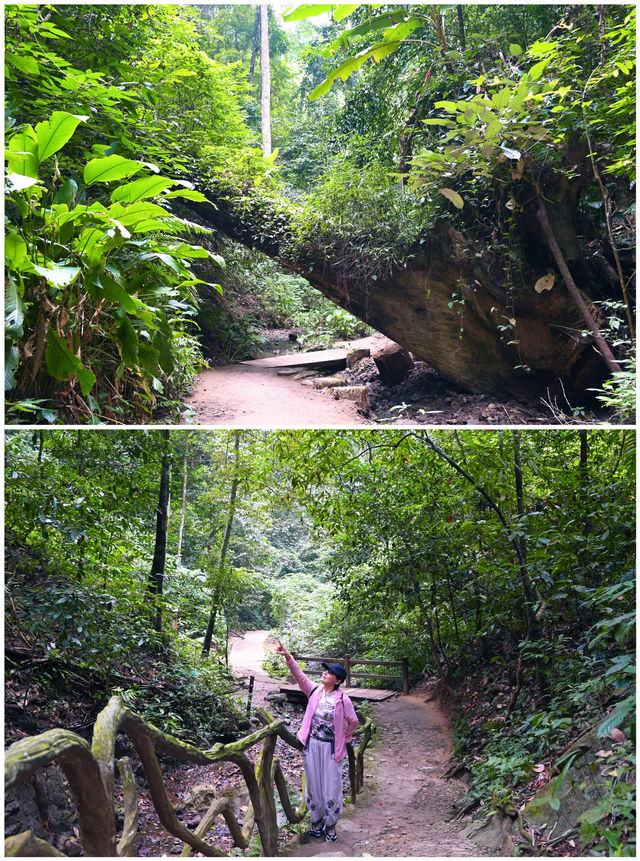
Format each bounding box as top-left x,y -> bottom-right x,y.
275,640 -> 360,843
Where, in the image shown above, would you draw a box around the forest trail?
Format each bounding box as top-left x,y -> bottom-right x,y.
228,630 -> 282,706
284,693 -> 505,858
183,363 -> 371,426
183,335 -> 393,427
229,632 -> 505,857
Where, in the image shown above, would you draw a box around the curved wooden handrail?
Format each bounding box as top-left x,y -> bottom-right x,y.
4,696 -> 375,857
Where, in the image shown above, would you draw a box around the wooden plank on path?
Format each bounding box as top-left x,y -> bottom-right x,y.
280,685 -> 395,703
240,349 -> 347,371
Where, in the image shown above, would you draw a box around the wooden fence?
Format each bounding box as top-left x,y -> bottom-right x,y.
292,652 -> 410,695
4,695 -> 374,857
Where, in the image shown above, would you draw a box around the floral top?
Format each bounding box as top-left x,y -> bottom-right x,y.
310,691 -> 335,742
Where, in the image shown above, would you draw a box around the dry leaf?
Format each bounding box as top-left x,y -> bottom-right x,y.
534,273 -> 555,293
595,749 -> 613,758
609,727 -> 627,742
440,187 -> 464,209
533,763 -> 546,773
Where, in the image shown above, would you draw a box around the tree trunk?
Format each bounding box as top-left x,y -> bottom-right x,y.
148,430 -> 172,634
512,430 -> 549,705
176,431 -> 190,566
260,5 -> 271,157
456,5 -> 466,50
202,431 -> 242,658
182,185 -> 612,398
249,7 -> 260,82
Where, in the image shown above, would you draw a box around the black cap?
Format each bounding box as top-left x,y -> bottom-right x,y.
322,662 -> 347,682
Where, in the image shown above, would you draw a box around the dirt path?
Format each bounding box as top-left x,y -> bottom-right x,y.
228,632 -> 507,856
284,693 -> 505,857
183,364 -> 371,426
228,630 -> 281,707
183,335 -> 396,427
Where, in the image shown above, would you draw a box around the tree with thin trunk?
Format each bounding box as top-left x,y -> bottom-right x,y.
249,6 -> 260,82
176,431 -> 190,566
202,431 -> 242,658
260,4 -> 271,156
148,430 -> 172,634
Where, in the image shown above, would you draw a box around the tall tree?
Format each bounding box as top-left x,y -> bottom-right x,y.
202,431 -> 242,657
249,6 -> 261,81
260,4 -> 272,156
176,432 -> 190,566
148,430 -> 172,634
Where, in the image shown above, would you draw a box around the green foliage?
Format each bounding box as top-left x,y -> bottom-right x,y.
4,4 -> 273,422
213,246 -> 370,351
577,741 -> 636,856
591,358 -> 636,423
5,119 -> 217,422
289,158 -> 423,284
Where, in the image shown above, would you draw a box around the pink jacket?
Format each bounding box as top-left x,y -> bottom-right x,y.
285,654 -> 360,762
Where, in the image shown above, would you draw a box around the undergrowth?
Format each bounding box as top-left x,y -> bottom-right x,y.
448,577 -> 635,856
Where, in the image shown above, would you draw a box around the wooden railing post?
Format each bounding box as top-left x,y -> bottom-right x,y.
347,742 -> 357,803
402,657 -> 409,695
344,654 -> 351,687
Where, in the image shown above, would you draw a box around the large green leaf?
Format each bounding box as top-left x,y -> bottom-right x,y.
5,52 -> 40,76
5,127 -> 39,178
323,8 -> 411,55
117,316 -> 139,367
84,155 -> 143,184
597,699 -> 634,738
110,175 -> 177,204
53,178 -> 78,206
332,5 -> 360,21
108,200 -> 168,226
5,344 -> 20,391
138,342 -> 160,373
282,4 -> 337,22
5,232 -> 28,269
153,330 -> 175,373
35,112 -> 87,162
310,40 -> 401,100
5,278 -> 25,338
97,273 -> 142,314
164,189 -> 208,202
45,330 -> 96,395
32,264 -> 81,289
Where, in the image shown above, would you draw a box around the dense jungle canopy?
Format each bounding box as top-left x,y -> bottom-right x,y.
4,4 -> 636,424
5,428 -> 636,854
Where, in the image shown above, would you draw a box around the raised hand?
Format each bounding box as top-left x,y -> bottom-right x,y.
275,640 -> 289,657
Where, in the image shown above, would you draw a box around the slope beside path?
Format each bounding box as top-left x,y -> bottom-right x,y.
229,632 -> 507,857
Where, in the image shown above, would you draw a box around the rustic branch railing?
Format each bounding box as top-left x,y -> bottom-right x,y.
292,653 -> 410,695
4,695 -> 374,857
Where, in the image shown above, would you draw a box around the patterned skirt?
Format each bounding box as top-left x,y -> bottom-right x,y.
303,737 -> 344,827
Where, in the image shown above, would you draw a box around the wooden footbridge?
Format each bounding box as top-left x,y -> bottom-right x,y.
280,652 -> 409,703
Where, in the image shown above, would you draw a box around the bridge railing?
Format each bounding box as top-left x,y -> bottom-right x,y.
4,695 -> 374,857
292,652 -> 410,695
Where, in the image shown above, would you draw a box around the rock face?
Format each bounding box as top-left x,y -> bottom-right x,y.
523,724 -> 617,841
182,190 -> 615,398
